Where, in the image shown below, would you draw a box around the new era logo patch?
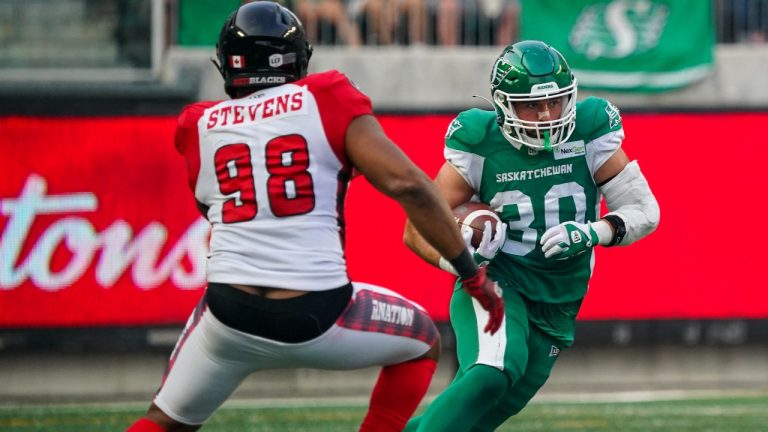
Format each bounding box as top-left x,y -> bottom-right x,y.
549,345 -> 560,357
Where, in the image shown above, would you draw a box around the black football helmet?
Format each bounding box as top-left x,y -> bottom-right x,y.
215,1 -> 313,98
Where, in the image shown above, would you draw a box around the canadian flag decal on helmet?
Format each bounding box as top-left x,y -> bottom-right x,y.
229,55 -> 245,68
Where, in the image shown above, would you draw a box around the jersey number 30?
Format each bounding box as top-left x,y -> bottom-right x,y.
214,135 -> 315,223
491,182 -> 587,256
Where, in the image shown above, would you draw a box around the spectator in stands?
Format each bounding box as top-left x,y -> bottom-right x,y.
402,0 -> 429,44
488,0 -> 519,45
351,0 -> 427,45
433,0 -> 518,46
434,0 -> 461,45
295,0 -> 362,46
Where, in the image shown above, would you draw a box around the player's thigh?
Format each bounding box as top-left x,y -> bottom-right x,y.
449,284 -> 529,378
153,305 -> 253,425
313,281 -> 440,368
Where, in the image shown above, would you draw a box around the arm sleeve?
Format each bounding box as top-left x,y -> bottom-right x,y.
600,161 -> 660,246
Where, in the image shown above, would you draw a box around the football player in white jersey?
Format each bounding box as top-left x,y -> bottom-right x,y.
126,2 -> 503,431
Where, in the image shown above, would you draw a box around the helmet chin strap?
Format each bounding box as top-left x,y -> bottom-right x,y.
472,95 -> 495,109
211,57 -> 225,78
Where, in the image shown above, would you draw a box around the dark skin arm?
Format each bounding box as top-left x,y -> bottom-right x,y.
346,115 -> 468,262
403,162 -> 473,268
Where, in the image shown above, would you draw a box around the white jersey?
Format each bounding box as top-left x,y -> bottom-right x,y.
175,70 -> 372,290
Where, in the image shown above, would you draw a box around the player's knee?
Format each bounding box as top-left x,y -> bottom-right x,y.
145,404 -> 200,432
424,336 -> 441,361
500,402 -> 526,418
469,365 -> 511,397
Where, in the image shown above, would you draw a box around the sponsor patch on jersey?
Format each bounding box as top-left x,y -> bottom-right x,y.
445,119 -> 462,139
554,140 -> 585,160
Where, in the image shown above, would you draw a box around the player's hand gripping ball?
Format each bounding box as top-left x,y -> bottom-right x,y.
453,202 -> 506,262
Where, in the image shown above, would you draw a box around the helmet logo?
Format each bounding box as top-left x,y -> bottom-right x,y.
269,54 -> 283,68
491,56 -> 513,87
228,55 -> 245,69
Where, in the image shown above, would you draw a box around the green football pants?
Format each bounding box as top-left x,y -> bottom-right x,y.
407,285 -> 565,432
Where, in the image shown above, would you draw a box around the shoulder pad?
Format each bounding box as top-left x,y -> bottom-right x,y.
445,109 -> 497,150
174,101 -> 217,155
178,101 -> 218,129
575,96 -> 623,138
303,70 -> 368,95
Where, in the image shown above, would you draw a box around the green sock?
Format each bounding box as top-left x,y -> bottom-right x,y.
412,365 -> 509,432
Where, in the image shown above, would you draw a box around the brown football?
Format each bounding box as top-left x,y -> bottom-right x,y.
452,202 -> 501,248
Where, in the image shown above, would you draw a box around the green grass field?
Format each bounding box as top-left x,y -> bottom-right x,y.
1,393 -> 766,431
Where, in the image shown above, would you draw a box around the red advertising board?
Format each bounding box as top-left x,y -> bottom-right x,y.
0,113 -> 766,327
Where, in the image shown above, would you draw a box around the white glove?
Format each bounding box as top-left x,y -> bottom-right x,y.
540,221 -> 607,259
462,220 -> 507,262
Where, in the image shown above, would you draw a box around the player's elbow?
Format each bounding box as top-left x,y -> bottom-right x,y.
382,174 -> 432,204
646,194 -> 660,233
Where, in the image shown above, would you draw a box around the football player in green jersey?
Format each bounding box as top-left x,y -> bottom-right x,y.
403,40 -> 660,431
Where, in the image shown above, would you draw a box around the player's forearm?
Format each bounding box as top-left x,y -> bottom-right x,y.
399,187 -> 466,264
403,220 -> 443,268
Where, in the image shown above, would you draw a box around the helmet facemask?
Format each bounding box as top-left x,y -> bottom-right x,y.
490,41 -> 578,151
493,82 -> 577,151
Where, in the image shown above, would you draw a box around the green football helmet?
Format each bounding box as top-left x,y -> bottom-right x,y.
490,40 -> 577,151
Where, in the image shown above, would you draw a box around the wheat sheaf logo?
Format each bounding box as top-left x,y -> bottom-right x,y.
491,56 -> 513,87
568,0 -> 669,60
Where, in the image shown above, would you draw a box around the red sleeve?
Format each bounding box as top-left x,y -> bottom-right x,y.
302,70 -> 373,167
174,101 -> 218,192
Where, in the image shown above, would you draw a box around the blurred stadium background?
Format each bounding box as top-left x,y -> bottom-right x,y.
1,0 -> 767,428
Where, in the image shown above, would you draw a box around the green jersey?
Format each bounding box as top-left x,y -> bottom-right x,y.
445,96 -> 623,343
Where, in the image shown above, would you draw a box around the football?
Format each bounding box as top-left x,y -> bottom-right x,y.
452,202 -> 501,248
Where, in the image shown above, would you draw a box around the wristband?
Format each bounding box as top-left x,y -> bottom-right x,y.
449,249 -> 480,280
601,214 -> 627,246
438,257 -> 459,276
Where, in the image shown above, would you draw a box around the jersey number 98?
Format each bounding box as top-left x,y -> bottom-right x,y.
214,135 -> 315,223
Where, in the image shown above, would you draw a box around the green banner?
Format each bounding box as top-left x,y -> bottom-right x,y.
178,0 -> 241,46
520,0 -> 714,92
